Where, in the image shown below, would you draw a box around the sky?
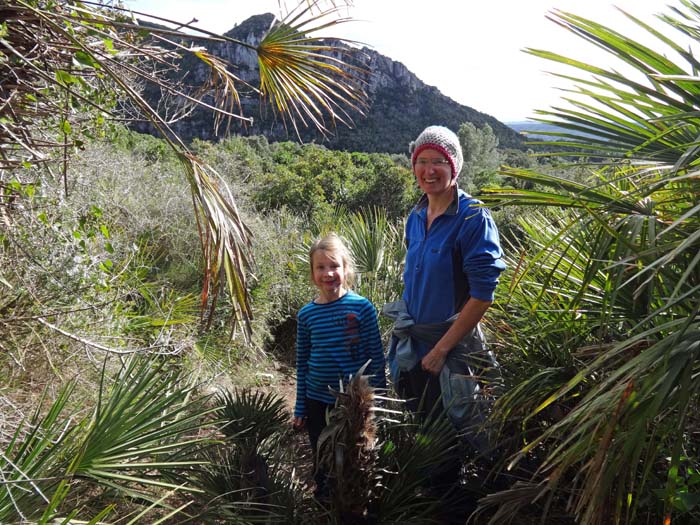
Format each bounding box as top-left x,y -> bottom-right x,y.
125,0 -> 686,123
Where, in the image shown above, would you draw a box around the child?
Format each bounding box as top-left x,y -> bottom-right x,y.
292,232 -> 386,498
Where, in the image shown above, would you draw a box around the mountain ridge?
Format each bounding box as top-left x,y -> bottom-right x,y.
135,13 -> 526,153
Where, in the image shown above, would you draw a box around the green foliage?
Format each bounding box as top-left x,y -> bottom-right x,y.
193,135 -> 274,188
479,2 -> 700,523
2,1 -> 532,522
252,142 -> 417,222
68,358 -> 214,489
3,140 -> 207,347
242,208 -> 313,360
2,0 -> 377,340
1,383 -> 78,522
0,356 -> 214,522
498,148 -> 538,190
349,152 -> 420,218
182,388 -> 318,523
374,413 -> 465,522
313,368 -> 467,523
111,127 -> 179,165
458,122 -> 502,192
259,162 -> 331,219
214,388 -> 288,442
339,207 -> 406,309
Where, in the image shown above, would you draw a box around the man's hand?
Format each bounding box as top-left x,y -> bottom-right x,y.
292,416 -> 305,431
421,347 -> 448,376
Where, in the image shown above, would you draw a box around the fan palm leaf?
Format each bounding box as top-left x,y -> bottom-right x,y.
374,413 -> 463,522
66,356 -> 216,495
1,0 -> 368,336
340,207 -> 406,307
182,389 -> 320,523
258,2 -> 367,137
0,356 -> 214,521
341,207 -> 387,276
480,3 -> 700,523
213,388 -> 289,442
521,3 -> 700,165
0,384 -> 77,522
486,172 -> 698,522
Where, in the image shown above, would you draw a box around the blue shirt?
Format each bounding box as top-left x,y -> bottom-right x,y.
294,291 -> 386,418
403,188 -> 505,356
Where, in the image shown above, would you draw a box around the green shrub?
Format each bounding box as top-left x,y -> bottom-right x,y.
250,142 -> 418,222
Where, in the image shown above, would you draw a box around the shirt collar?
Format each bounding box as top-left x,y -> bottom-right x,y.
414,186 -> 460,215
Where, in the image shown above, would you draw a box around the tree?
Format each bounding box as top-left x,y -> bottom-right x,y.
457,121 -> 501,191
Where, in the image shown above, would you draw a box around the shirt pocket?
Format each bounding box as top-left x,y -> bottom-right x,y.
424,240 -> 454,275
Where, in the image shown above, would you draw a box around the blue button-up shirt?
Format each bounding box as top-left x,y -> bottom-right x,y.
403,188 -> 505,357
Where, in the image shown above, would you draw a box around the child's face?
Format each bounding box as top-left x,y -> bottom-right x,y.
311,250 -> 346,299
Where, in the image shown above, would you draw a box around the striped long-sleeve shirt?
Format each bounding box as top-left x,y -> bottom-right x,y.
294,291 -> 386,418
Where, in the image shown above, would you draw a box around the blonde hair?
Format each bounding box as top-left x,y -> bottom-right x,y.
308,233 -> 356,288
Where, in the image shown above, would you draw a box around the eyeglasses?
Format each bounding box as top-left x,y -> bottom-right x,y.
415,158 -> 450,167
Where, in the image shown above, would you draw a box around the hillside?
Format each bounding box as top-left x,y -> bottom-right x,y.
134,13 -> 525,153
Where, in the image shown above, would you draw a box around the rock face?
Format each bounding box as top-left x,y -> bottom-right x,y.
138,13 -> 524,152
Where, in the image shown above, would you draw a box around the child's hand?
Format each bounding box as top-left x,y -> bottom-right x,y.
292,416 -> 305,431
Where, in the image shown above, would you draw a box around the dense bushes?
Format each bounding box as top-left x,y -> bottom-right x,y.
247,142 -> 419,221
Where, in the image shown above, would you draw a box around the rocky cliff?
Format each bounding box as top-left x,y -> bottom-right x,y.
137,13 -> 525,153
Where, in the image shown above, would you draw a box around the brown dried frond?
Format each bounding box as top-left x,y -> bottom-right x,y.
317,365 -> 378,519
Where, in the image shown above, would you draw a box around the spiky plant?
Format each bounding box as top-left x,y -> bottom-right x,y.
214,388 -> 289,442
184,388 -> 322,523
212,388 -> 289,500
0,355 -> 215,522
313,366 -> 472,523
180,371 -> 474,524
479,2 -> 700,523
373,409 -> 468,524
340,207 -> 406,307
187,436 -> 322,524
191,443 -> 273,518
0,384 -> 78,522
317,364 -> 379,521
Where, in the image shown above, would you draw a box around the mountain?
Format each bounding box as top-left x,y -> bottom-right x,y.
135,14 -> 525,153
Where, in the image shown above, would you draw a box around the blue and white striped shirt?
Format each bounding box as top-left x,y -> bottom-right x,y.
294,291 -> 386,418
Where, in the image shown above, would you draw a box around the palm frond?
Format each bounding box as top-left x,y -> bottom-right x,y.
0,384 -> 77,522
0,356 -> 214,521
67,356 -> 215,495
486,55 -> 700,519
522,5 -> 700,164
213,388 -> 288,442
317,366 -> 378,519
184,388 -> 317,523
374,409 -> 463,522
340,207 -> 406,306
1,0 -> 369,336
257,2 -> 368,138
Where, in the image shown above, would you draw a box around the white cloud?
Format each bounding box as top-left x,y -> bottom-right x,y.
126,0 -> 693,122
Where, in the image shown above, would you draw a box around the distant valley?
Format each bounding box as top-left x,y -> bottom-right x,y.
508,120 -> 594,141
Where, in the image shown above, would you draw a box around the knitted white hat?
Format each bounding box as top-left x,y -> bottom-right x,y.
409,125 -> 463,179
